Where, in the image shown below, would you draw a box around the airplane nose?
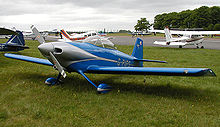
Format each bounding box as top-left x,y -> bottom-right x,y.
38,43 -> 54,56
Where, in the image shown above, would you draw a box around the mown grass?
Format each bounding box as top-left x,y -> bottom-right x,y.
0,39 -> 220,127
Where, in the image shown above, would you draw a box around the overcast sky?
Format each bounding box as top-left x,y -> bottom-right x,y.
0,0 -> 219,31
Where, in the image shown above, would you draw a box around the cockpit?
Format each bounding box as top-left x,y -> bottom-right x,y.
83,35 -> 117,49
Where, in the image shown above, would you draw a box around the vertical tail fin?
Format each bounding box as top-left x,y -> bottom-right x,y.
131,38 -> 144,67
31,25 -> 45,44
164,27 -> 173,42
131,38 -> 143,59
60,29 -> 72,40
6,31 -> 25,46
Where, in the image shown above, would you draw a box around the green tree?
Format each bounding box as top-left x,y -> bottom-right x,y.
213,24 -> 220,30
153,6 -> 220,30
134,18 -> 151,31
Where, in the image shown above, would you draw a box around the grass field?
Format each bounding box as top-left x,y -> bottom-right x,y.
0,39 -> 220,126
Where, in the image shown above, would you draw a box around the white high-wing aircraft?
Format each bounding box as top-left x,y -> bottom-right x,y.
149,27 -> 220,48
60,29 -> 106,41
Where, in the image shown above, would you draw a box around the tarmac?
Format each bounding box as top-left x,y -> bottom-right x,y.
36,35 -> 220,50
111,36 -> 220,50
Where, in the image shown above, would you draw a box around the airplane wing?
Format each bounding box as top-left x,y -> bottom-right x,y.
153,41 -> 186,46
4,53 -> 53,66
150,29 -> 220,35
169,31 -> 220,35
86,66 -> 216,76
0,28 -> 18,35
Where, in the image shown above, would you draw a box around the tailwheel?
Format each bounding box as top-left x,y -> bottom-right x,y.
97,84 -> 112,94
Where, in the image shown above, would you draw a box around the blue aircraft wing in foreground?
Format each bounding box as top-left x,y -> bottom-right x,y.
4,26 -> 216,94
86,66 -> 215,76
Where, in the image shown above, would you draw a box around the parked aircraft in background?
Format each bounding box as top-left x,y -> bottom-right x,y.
23,31 -> 48,40
131,31 -> 151,37
4,26 -> 216,94
60,29 -> 106,41
149,27 -> 220,48
0,28 -> 29,51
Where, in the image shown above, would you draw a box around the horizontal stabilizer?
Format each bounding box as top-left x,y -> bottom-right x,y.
134,59 -> 167,63
87,66 -> 216,76
153,41 -> 167,45
154,41 -> 186,46
6,45 -> 29,49
4,53 -> 53,66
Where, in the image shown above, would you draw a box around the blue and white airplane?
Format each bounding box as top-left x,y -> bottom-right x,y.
4,26 -> 216,93
0,28 -> 29,51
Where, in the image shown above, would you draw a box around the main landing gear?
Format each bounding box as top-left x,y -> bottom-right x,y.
45,73 -> 63,86
196,44 -> 204,49
45,71 -> 112,94
77,70 -> 112,94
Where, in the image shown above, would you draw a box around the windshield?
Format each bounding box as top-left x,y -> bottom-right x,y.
83,35 -> 116,49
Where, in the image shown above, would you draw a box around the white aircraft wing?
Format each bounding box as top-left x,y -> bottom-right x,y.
153,41 -> 167,45
150,29 -> 220,35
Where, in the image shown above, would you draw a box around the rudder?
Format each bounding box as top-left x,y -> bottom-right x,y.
164,27 -> 173,42
131,38 -> 143,59
6,31 -> 25,46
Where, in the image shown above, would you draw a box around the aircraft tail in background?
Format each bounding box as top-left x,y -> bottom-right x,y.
6,31 -> 25,46
60,29 -> 72,40
164,27 -> 173,42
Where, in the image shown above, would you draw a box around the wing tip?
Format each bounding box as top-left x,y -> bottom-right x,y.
202,69 -> 216,76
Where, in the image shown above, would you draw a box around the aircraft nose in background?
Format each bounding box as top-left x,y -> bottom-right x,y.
38,43 -> 54,56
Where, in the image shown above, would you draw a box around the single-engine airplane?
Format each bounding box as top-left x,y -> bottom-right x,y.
149,27 -> 220,48
0,28 -> 29,51
4,26 -> 216,93
60,29 -> 106,41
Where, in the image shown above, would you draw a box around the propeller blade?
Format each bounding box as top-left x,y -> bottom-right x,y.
30,25 -> 45,44
49,52 -> 66,78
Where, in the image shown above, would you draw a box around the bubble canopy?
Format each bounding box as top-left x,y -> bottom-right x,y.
83,35 -> 116,49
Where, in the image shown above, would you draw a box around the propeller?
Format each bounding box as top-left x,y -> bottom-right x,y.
49,52 -> 66,78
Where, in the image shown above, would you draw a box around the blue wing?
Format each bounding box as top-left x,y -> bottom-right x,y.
4,53 -> 53,66
86,66 -> 216,76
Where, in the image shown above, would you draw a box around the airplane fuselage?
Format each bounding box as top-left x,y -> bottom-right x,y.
38,42 -> 139,73
169,35 -> 204,46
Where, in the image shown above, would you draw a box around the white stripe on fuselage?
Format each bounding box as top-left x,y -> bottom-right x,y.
53,42 -> 118,66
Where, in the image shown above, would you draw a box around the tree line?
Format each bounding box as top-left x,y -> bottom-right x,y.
135,6 -> 220,31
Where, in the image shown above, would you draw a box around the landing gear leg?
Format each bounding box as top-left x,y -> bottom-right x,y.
78,70 -> 112,94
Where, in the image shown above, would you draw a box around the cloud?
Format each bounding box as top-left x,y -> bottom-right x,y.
0,0 -> 219,31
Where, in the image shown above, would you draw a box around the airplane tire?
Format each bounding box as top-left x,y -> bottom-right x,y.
179,46 -> 182,48
196,46 -> 199,48
201,46 -> 204,49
